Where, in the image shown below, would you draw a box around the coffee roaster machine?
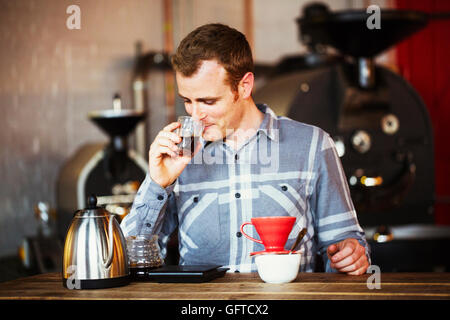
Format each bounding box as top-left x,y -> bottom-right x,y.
18,47 -> 178,275
19,95 -> 149,275
56,95 -> 148,240
254,3 -> 450,271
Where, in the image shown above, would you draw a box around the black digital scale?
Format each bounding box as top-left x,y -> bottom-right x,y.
131,265 -> 229,283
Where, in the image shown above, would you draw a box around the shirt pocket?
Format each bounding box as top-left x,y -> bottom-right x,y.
257,181 -> 306,216
178,192 -> 221,250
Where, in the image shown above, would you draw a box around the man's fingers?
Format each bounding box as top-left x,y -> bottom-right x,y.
158,130 -> 182,144
331,244 -> 365,269
155,136 -> 179,152
151,145 -> 177,158
345,256 -> 370,275
327,244 -> 338,257
335,257 -> 362,273
163,121 -> 181,132
347,263 -> 369,276
331,254 -> 354,270
330,241 -> 356,263
326,244 -> 338,262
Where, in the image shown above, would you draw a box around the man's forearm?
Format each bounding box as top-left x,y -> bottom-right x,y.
120,174 -> 175,237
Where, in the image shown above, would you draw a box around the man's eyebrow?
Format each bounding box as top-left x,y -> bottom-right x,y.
178,94 -> 220,101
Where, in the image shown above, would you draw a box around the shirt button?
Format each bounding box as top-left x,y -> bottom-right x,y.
281,185 -> 288,191
193,196 -> 199,203
145,223 -> 152,228
235,193 -> 241,198
157,195 -> 164,200
236,231 -> 242,238
235,154 -> 239,161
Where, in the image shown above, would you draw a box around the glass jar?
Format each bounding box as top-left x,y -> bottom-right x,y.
126,234 -> 164,280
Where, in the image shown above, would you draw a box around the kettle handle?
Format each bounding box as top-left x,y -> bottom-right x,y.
102,215 -> 115,269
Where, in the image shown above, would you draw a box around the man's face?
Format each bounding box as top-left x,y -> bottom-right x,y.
176,60 -> 243,142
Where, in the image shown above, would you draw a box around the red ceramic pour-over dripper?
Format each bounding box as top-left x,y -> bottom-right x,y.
240,216 -> 296,251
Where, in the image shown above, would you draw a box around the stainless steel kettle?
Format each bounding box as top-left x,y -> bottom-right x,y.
62,195 -> 129,289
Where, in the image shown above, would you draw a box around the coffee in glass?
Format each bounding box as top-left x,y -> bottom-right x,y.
176,116 -> 203,157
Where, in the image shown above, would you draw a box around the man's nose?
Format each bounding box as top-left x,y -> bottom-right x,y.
191,104 -> 206,121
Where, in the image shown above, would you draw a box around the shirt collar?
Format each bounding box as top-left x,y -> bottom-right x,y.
256,103 -> 279,142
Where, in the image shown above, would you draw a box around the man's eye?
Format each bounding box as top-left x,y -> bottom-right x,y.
204,100 -> 216,105
183,99 -> 191,104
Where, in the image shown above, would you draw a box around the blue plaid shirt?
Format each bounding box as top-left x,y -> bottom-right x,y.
121,104 -> 370,272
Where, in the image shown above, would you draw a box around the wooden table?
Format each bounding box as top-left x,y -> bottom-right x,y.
0,272 -> 449,300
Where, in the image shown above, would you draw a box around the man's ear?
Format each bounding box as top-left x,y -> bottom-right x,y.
239,72 -> 254,99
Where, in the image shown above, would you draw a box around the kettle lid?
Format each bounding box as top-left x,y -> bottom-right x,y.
74,194 -> 109,217
86,194 -> 99,209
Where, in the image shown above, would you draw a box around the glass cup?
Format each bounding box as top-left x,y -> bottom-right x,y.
175,116 -> 204,157
126,234 -> 164,279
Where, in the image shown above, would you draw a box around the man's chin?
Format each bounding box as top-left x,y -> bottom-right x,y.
202,129 -> 224,142
203,135 -> 222,142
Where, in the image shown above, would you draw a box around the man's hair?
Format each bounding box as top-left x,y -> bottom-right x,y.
171,23 -> 253,93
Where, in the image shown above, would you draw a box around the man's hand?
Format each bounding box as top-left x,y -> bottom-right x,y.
327,238 -> 369,275
149,122 -> 202,188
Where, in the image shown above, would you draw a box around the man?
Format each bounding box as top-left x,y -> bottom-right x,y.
121,23 -> 370,275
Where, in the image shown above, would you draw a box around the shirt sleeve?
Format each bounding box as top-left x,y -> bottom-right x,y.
120,173 -> 178,255
311,133 -> 371,272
